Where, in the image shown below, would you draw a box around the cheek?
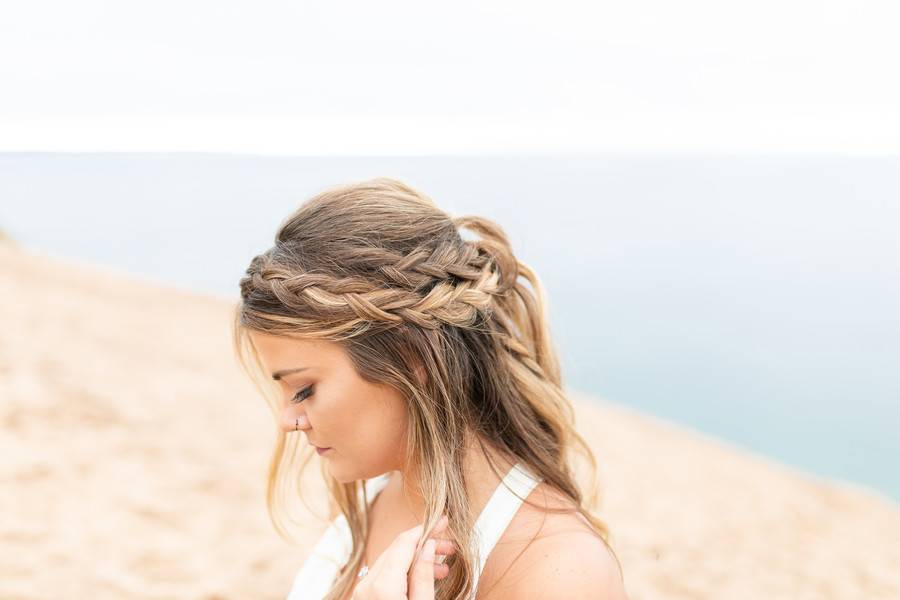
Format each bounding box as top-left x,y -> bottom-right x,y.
340,390 -> 408,465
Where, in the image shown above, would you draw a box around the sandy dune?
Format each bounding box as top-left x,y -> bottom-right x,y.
2,241 -> 898,599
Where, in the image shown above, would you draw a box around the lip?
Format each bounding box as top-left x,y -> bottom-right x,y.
314,446 -> 332,455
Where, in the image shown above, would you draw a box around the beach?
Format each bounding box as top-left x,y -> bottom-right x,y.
2,240 -> 898,599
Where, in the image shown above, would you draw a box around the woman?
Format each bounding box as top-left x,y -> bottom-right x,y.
233,178 -> 628,600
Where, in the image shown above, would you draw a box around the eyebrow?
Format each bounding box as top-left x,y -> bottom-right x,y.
271,367 -> 310,380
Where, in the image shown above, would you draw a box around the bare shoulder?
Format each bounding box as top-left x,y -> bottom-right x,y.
492,528 -> 628,600
476,483 -> 628,600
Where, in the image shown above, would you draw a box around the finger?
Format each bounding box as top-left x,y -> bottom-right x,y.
425,516 -> 449,544
408,538 -> 436,600
378,523 -> 424,574
429,517 -> 456,565
375,517 -> 452,577
434,537 -> 456,555
429,514 -> 449,535
434,561 -> 450,580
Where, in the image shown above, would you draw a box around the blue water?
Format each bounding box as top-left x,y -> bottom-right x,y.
2,153 -> 898,503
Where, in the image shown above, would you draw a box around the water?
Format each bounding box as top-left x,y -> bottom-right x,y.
2,152 -> 898,503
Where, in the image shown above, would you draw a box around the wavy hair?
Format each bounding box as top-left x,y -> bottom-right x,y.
233,177 -> 620,600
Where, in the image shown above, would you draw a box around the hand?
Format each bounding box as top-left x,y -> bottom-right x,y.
353,514 -> 456,600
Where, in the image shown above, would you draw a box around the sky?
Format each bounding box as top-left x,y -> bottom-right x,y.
2,0 -> 899,155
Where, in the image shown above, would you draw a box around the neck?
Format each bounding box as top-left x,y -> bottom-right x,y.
393,431 -> 517,524
359,434 -> 519,572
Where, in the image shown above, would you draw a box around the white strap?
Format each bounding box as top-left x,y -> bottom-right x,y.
469,462 -> 542,596
286,514 -> 351,600
285,473 -> 390,600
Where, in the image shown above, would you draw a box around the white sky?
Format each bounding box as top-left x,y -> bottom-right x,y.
2,0 -> 899,155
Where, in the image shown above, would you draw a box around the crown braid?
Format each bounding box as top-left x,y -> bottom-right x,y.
240,180 -> 559,381
239,225 -> 514,339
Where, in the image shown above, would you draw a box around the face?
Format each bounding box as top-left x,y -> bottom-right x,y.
247,330 -> 411,483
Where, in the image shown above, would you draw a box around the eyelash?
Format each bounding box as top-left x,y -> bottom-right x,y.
291,385 -> 314,404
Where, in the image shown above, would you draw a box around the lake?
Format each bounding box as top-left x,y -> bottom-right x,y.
2,152 -> 898,502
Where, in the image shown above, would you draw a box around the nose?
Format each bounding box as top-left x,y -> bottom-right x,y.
282,409 -> 310,433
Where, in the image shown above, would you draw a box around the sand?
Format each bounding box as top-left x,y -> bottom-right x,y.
2,241 -> 898,599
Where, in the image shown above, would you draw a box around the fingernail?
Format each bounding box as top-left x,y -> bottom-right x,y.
423,539 -> 436,562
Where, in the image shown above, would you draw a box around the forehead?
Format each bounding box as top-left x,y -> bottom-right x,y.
247,330 -> 340,364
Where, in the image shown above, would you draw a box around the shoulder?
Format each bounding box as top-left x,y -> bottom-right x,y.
476,483 -> 628,600
494,528 -> 628,600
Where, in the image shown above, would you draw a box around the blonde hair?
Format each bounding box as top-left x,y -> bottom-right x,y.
233,177 -> 621,599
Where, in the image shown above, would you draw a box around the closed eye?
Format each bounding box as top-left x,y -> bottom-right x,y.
292,384 -> 314,404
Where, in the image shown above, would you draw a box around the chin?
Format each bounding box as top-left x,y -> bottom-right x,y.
322,461 -> 356,485
325,461 -> 389,485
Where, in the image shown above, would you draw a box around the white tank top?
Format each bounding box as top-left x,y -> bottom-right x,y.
286,461 -> 542,600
